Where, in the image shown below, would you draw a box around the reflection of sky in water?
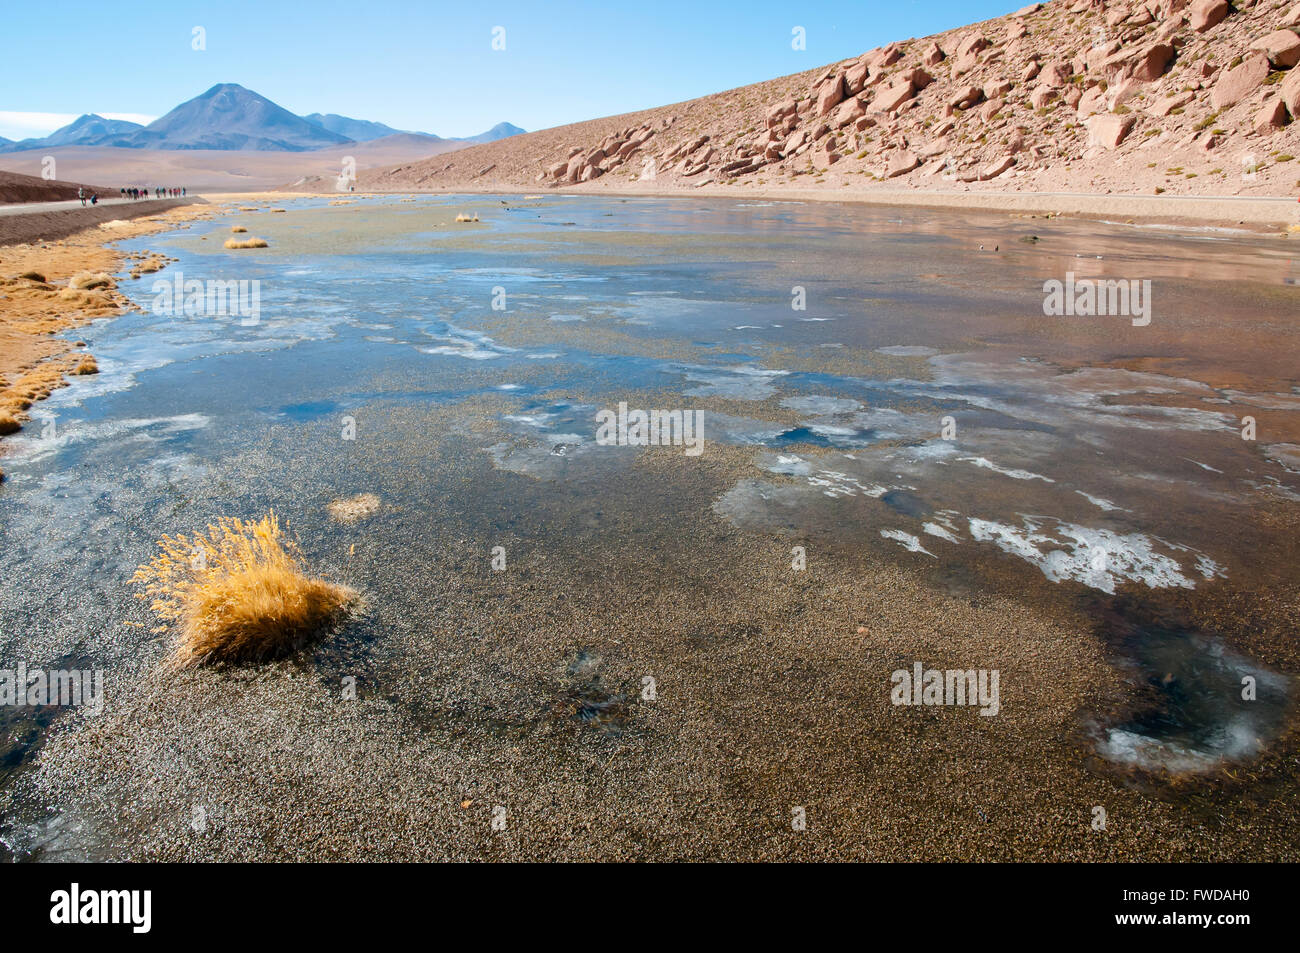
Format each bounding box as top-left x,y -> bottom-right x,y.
8,197 -> 1297,595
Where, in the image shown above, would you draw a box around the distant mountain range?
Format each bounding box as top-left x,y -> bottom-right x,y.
1,84 -> 523,153
302,112 -> 408,143
301,113 -> 524,145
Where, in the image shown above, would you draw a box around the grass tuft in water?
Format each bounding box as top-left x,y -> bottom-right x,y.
133,511 -> 354,668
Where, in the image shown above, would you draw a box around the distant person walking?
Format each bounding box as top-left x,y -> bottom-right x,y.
90,193 -> 98,205
78,187 -> 86,207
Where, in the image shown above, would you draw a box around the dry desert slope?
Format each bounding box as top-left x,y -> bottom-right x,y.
361,0 -> 1300,201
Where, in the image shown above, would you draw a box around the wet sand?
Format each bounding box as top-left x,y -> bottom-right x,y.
1,193 -> 1297,861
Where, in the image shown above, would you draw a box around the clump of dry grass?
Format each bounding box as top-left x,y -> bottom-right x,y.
0,411 -> 20,436
133,512 -> 355,668
327,493 -> 381,523
230,225 -> 247,233
69,272 -> 116,291
73,355 -> 99,375
224,237 -> 268,249
57,287 -> 113,310
135,255 -> 168,273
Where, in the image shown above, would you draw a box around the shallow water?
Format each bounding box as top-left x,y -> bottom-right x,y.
1,193 -> 1298,859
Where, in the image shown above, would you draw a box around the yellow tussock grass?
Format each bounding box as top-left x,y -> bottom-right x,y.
73,355 -> 99,375
224,237 -> 269,249
230,225 -> 247,233
133,512 -> 355,668
0,411 -> 19,436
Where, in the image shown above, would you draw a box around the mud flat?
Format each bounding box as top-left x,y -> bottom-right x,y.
0,193 -> 1296,861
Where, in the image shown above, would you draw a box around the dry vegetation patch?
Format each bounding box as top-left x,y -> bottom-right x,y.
133,512 -> 355,668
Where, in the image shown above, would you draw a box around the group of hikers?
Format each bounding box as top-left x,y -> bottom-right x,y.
119,186 -> 186,200
76,185 -> 187,206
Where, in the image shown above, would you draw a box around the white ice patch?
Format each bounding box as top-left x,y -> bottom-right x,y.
1194,554 -> 1224,580
880,529 -> 935,557
780,395 -> 863,415
923,521 -> 961,543
419,346 -> 503,359
899,439 -> 961,462
967,517 -> 1222,594
1097,721 -> 1264,775
809,470 -> 889,498
875,345 -> 938,357
8,414 -> 210,465
959,456 -> 1054,482
680,363 -> 790,401
763,454 -> 813,476
1263,443 -> 1300,474
756,452 -> 890,497
1075,490 -> 1125,512
419,323 -> 514,360
810,424 -> 859,438
503,414 -> 554,427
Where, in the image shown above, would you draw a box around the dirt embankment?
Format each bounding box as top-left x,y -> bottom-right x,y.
0,197 -> 201,247
0,169 -> 116,205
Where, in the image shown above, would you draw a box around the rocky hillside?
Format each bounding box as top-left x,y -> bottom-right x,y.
366,0 -> 1300,198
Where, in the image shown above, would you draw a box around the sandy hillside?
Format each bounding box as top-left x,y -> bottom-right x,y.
0,170 -> 117,204
0,134 -> 471,193
360,0 -> 1300,203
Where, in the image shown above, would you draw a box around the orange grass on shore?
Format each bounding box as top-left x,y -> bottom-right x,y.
0,203 -> 222,447
133,512 -> 355,668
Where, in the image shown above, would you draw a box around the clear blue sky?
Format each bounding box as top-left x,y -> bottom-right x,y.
0,0 -> 1029,140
